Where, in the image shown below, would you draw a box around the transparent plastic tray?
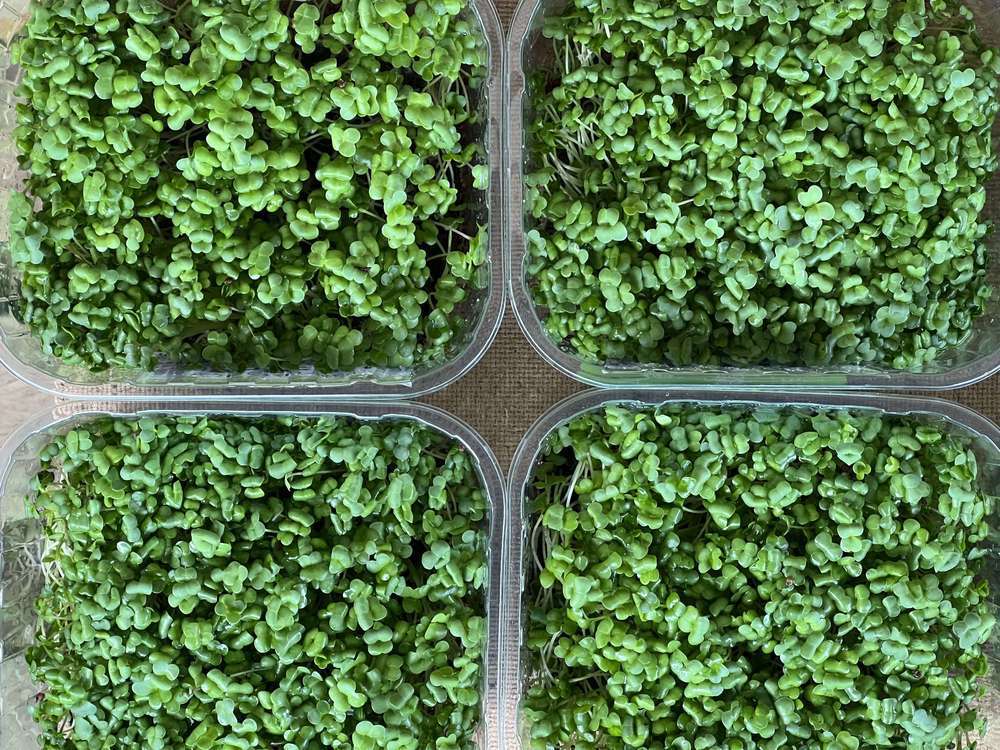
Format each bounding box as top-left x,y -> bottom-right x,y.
506,0 -> 1000,390
0,0 -> 505,399
503,389 -> 1000,748
0,400 -> 505,750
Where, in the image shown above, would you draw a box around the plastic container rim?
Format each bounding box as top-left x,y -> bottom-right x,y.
504,0 -> 1000,391
0,0 -> 506,401
501,387 -> 1000,749
0,399 -> 506,750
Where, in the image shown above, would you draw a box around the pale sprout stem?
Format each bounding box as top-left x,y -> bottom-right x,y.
434,222 -> 472,241
564,460 -> 585,506
530,512 -> 546,574
537,629 -> 563,684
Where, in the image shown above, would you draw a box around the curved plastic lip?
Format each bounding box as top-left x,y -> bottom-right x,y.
0,399 -> 507,750
0,0 -> 506,400
500,387 -> 1000,749
504,0 -> 1000,392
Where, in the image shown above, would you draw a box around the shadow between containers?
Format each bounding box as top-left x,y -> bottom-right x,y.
504,0 -> 1000,391
0,399 -> 506,750
501,388 -> 1000,749
0,0 -> 505,400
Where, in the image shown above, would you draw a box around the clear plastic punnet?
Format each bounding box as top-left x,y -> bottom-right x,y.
0,0 -> 504,399
0,400 -> 505,750
503,389 -> 1000,748
506,0 -> 1000,390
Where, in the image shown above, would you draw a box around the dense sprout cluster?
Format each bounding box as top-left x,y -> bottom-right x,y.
11,0 -> 489,373
525,0 -> 1000,369
524,405 -> 996,749
27,415 -> 488,749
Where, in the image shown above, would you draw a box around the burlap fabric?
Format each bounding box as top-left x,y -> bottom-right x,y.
427,319 -> 1000,471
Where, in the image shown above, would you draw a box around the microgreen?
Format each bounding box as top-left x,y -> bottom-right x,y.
524,0 -> 999,370
26,415 -> 488,749
11,0 -> 489,373
524,404 -> 996,749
